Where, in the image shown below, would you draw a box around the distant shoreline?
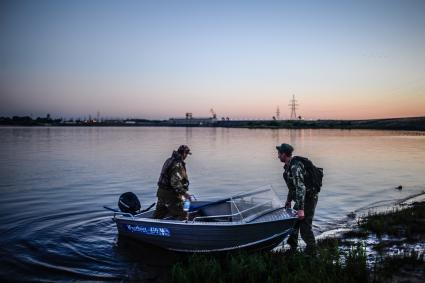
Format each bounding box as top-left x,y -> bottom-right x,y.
1,116 -> 424,131
213,116 -> 425,131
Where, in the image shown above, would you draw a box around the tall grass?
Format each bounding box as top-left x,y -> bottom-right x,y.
171,244 -> 368,283
359,202 -> 425,237
372,251 -> 425,282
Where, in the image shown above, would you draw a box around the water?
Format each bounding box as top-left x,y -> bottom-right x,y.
0,127 -> 424,281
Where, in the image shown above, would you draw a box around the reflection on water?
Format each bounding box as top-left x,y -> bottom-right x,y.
0,127 -> 424,281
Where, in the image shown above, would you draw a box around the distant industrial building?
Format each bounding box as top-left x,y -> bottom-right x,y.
169,112 -> 217,126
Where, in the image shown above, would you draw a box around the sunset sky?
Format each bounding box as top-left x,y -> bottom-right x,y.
1,0 -> 424,120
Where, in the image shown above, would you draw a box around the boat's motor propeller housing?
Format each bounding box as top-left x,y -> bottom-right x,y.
118,192 -> 141,215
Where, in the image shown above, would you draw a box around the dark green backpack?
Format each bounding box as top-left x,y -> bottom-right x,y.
292,156 -> 324,192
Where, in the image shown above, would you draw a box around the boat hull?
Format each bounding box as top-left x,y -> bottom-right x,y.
114,209 -> 297,252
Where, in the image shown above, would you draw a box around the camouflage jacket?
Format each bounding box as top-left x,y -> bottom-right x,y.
283,158 -> 314,210
157,151 -> 189,199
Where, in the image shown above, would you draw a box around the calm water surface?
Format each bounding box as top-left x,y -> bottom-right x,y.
1,127 -> 424,281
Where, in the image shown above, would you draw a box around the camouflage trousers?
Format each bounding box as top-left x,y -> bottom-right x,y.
153,197 -> 187,220
287,193 -> 319,253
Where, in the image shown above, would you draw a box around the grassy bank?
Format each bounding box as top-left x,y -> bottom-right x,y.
172,243 -> 367,283
359,201 -> 425,238
170,202 -> 425,283
373,251 -> 424,282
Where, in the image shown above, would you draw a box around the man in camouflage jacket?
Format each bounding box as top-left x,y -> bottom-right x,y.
153,145 -> 192,220
277,143 -> 319,254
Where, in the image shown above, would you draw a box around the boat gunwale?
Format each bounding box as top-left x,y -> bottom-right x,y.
114,208 -> 297,227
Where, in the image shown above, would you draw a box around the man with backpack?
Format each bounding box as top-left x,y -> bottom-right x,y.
276,143 -> 323,255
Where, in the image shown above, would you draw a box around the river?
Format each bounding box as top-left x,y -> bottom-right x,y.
0,127 -> 424,281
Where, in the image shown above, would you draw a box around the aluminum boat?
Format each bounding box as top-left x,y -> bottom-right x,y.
106,186 -> 297,252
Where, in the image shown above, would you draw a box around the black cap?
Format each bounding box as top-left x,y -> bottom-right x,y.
177,145 -> 192,155
276,143 -> 294,155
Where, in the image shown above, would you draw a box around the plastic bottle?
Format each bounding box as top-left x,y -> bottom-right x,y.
183,199 -> 191,212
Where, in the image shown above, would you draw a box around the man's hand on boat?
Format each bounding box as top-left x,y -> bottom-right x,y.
183,192 -> 192,201
297,210 -> 305,219
284,201 -> 304,219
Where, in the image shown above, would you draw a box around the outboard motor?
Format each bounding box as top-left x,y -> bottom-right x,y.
118,192 -> 141,215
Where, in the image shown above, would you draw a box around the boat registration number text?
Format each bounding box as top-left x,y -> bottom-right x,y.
124,224 -> 171,237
